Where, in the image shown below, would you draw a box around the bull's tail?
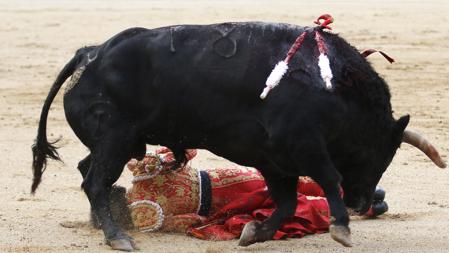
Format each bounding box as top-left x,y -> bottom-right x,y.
31,51 -> 84,194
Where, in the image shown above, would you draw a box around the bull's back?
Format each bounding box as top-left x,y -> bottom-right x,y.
90,23 -> 352,146
99,23 -> 313,118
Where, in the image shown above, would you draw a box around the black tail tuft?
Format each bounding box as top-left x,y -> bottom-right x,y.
31,48 -> 86,194
31,137 -> 62,194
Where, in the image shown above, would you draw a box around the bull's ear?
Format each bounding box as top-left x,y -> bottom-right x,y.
395,114 -> 410,134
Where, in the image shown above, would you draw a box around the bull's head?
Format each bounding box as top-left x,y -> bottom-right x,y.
339,115 -> 446,214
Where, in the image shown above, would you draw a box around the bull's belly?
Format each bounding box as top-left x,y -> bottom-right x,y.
141,112 -> 272,168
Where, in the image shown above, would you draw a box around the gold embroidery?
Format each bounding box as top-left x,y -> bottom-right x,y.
156,195 -> 168,206
175,187 -> 185,197
208,167 -> 264,188
128,161 -> 200,227
154,175 -> 165,187
130,203 -> 159,231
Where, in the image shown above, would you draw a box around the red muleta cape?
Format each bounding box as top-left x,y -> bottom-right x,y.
188,177 -> 331,240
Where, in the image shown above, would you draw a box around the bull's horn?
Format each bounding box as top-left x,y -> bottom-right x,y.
402,129 -> 447,168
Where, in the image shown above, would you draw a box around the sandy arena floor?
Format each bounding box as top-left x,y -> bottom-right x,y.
0,0 -> 448,252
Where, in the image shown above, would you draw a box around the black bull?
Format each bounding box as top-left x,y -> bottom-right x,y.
31,22 -> 445,251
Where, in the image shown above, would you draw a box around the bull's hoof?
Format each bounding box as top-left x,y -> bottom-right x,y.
106,237 -> 137,252
238,220 -> 261,247
329,225 -> 353,247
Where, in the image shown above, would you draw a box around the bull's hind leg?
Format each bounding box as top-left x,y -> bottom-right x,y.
82,127 -> 144,252
239,174 -> 298,246
77,154 -> 91,179
77,154 -> 103,229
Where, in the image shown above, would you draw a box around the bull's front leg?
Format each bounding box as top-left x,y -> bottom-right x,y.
311,171 -> 352,247
239,174 -> 298,246
295,142 -> 352,247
